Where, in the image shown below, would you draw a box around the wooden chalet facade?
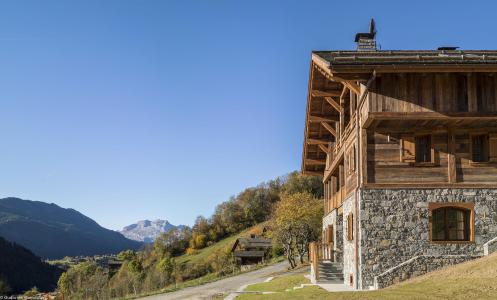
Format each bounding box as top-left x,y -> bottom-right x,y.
231,236 -> 271,266
304,21 -> 497,290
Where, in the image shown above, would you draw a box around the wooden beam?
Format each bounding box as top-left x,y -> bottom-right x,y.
340,86 -> 348,102
312,90 -> 341,97
305,158 -> 326,165
324,97 -> 343,113
321,122 -> 337,137
318,144 -> 329,154
304,170 -> 324,176
307,138 -> 329,145
309,115 -> 339,123
447,129 -> 456,183
344,81 -> 361,96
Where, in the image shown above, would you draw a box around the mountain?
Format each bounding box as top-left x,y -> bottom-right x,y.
0,236 -> 62,295
120,219 -> 184,243
0,197 -> 142,259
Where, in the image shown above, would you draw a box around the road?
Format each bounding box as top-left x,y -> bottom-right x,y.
140,261 -> 300,300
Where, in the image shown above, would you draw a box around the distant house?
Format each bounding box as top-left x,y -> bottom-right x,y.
231,235 -> 271,265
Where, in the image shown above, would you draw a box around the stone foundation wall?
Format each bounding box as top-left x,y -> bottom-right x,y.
359,188 -> 497,289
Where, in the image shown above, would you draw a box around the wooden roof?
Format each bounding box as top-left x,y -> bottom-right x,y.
231,237 -> 271,253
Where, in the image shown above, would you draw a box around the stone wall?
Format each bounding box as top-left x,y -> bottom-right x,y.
359,188 -> 497,289
373,255 -> 480,289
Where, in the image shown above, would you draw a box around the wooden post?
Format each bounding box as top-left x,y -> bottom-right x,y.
448,129 -> 457,183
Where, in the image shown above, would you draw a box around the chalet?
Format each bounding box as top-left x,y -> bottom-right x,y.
304,20 -> 497,290
231,235 -> 271,266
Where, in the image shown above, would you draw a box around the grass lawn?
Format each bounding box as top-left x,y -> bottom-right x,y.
244,274 -> 310,293
237,252 -> 497,300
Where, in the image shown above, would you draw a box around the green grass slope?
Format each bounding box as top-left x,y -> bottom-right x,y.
238,251 -> 497,300
176,222 -> 268,266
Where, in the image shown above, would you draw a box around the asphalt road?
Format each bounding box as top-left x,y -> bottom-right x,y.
139,261 -> 297,300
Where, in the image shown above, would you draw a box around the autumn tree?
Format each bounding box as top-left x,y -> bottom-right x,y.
272,191 -> 322,268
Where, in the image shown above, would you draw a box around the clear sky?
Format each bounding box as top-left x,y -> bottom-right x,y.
1,1 -> 496,230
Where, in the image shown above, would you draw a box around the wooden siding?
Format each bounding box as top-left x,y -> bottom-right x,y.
369,73 -> 497,114
366,130 -> 497,184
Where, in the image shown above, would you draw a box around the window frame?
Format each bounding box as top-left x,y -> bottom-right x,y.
428,202 -> 474,244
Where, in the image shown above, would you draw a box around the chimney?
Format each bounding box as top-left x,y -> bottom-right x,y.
355,19 -> 377,51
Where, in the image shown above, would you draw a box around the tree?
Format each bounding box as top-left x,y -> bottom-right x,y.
272,191 -> 323,268
281,171 -> 323,198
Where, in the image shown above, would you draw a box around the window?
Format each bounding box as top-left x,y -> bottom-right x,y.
472,134 -> 489,163
430,203 -> 473,242
347,213 -> 354,241
415,135 -> 432,163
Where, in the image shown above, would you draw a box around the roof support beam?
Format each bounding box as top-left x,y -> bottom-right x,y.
311,90 -> 342,97
305,158 -> 326,165
304,170 -> 324,176
324,97 -> 343,113
321,122 -> 337,137
318,143 -> 330,154
307,138 -> 329,145
309,115 -> 339,122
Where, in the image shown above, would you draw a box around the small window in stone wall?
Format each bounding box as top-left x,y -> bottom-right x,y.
347,213 -> 354,241
429,203 -> 474,242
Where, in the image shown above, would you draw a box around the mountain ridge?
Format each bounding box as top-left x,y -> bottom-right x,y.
0,197 -> 142,259
120,219 -> 185,243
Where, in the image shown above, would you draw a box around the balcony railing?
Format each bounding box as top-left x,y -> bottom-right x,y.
309,242 -> 334,282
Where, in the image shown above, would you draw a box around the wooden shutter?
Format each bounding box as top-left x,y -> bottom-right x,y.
401,135 -> 416,162
327,225 -> 333,244
490,134 -> 497,162
347,213 -> 354,241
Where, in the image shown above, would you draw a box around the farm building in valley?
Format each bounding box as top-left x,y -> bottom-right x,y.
304,20 -> 497,290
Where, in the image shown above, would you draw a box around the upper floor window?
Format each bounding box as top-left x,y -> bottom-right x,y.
431,206 -> 472,242
472,134 -> 489,163
415,135 -> 432,163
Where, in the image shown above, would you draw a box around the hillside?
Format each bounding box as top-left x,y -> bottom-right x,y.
0,236 -> 62,295
120,219 -> 185,243
0,197 -> 142,259
177,222 -> 269,266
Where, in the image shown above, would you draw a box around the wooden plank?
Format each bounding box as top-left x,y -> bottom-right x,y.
361,129 -> 368,185
321,122 -> 337,137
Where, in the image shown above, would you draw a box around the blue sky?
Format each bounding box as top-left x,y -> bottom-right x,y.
0,1 -> 496,230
